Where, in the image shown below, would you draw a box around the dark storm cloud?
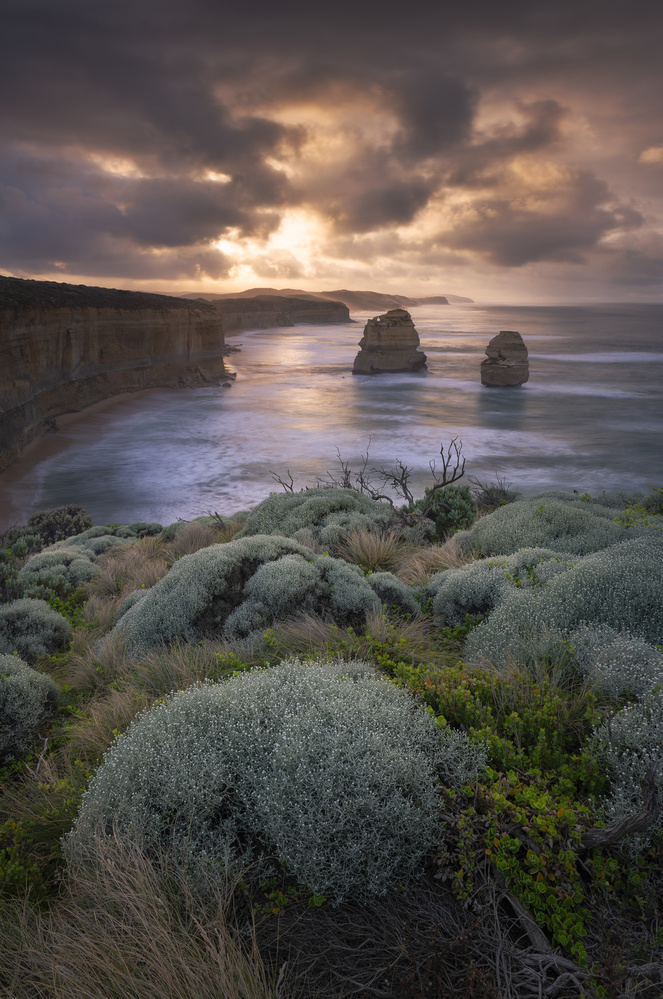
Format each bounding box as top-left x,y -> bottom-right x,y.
0,0 -> 661,287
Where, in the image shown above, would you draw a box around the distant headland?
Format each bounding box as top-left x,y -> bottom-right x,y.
178,287 -> 474,310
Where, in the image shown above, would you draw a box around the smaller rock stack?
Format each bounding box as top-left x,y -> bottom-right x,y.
480,330 -> 529,386
352,308 -> 427,374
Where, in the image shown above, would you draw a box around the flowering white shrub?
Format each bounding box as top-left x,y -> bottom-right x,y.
66,659 -> 486,902
427,547 -> 577,627
569,625 -> 663,700
0,598 -> 72,662
591,693 -> 663,851
365,571 -> 422,618
0,653 -> 59,762
464,535 -> 663,672
455,494 -> 651,557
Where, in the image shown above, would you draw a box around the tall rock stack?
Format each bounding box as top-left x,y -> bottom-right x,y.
480,330 -> 529,386
352,308 -> 427,374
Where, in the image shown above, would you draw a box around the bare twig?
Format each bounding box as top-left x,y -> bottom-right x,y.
270,470 -> 295,493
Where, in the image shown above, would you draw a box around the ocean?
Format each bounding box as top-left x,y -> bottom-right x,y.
1,302 -> 662,529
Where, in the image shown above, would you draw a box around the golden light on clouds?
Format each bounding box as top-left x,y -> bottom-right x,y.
639,146 -> 663,165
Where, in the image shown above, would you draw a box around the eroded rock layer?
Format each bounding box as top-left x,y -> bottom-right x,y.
480,330 -> 529,387
352,308 -> 427,374
0,277 -> 233,471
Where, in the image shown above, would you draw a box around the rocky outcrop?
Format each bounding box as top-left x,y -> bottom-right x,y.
0,276 -> 232,472
480,330 -> 529,387
352,308 -> 427,374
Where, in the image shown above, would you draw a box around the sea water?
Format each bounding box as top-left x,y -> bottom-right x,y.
1,303 -> 662,528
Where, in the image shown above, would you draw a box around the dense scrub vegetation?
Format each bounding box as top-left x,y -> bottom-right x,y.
1,481 -> 663,999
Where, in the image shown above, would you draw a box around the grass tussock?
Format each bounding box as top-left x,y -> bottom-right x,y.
0,838 -> 285,999
396,535 -> 475,585
332,527 -> 416,573
164,519 -> 243,561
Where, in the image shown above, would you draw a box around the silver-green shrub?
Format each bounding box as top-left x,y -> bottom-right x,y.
18,547 -> 98,587
50,523 -> 162,559
464,535 -> 663,671
569,625 -> 663,700
427,548 -> 577,628
455,494 -> 651,557
111,535 -> 386,653
66,658 -> 486,901
237,488 -> 431,549
591,694 -> 663,852
365,572 -> 421,618
0,598 -> 72,662
0,653 -> 59,762
223,553 -> 380,638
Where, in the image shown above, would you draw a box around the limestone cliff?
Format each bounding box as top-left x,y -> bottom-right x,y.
480,330 -> 529,387
0,277 -> 233,472
352,308 -> 427,374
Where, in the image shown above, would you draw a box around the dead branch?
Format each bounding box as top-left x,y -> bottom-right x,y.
270,469 -> 295,493
581,760 -> 661,850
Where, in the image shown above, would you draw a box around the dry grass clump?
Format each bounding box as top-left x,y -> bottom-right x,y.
66,687 -> 151,762
58,631 -> 134,694
332,527 -> 416,573
131,637 -> 263,698
87,536 -> 169,601
262,608 -> 446,670
163,520 -> 242,562
0,838 -> 285,999
396,535 -> 475,586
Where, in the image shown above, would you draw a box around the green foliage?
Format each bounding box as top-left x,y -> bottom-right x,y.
18,547 -> 98,588
407,484 -> 477,541
4,505 -> 93,551
456,492 -> 652,557
435,770 -> 596,965
66,659 -> 485,902
0,654 -> 59,763
0,598 -> 72,663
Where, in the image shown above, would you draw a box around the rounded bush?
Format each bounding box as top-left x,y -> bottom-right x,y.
18,547 -> 97,587
365,571 -> 422,619
455,494 -> 650,557
66,658 -> 486,901
569,625 -> 663,700
0,653 -> 59,762
110,535 -> 386,653
592,693 -> 663,851
428,548 -> 577,628
6,505 -> 93,550
0,598 -> 72,662
237,488 -> 414,548
463,535 -> 663,671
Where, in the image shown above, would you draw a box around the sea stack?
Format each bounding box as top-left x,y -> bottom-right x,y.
352,308 -> 427,374
480,330 -> 529,387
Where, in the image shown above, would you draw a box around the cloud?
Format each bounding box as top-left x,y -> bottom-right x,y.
0,0 -> 661,295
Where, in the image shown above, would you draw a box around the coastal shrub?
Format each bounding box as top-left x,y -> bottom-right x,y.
51,523 -> 163,559
0,654 -> 59,762
0,598 -> 72,662
18,547 -> 98,588
5,505 -> 93,550
427,547 -> 577,628
463,535 -> 663,671
237,487 -> 407,548
592,693 -> 663,851
569,624 -> 663,700
364,572 -> 421,619
112,535 -> 378,653
66,659 -> 486,902
455,494 -> 651,557
408,485 -> 477,541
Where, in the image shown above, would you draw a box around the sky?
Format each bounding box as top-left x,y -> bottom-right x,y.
1,0 -> 662,303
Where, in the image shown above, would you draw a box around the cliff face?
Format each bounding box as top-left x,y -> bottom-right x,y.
0,277 -> 231,472
0,278 -> 353,472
